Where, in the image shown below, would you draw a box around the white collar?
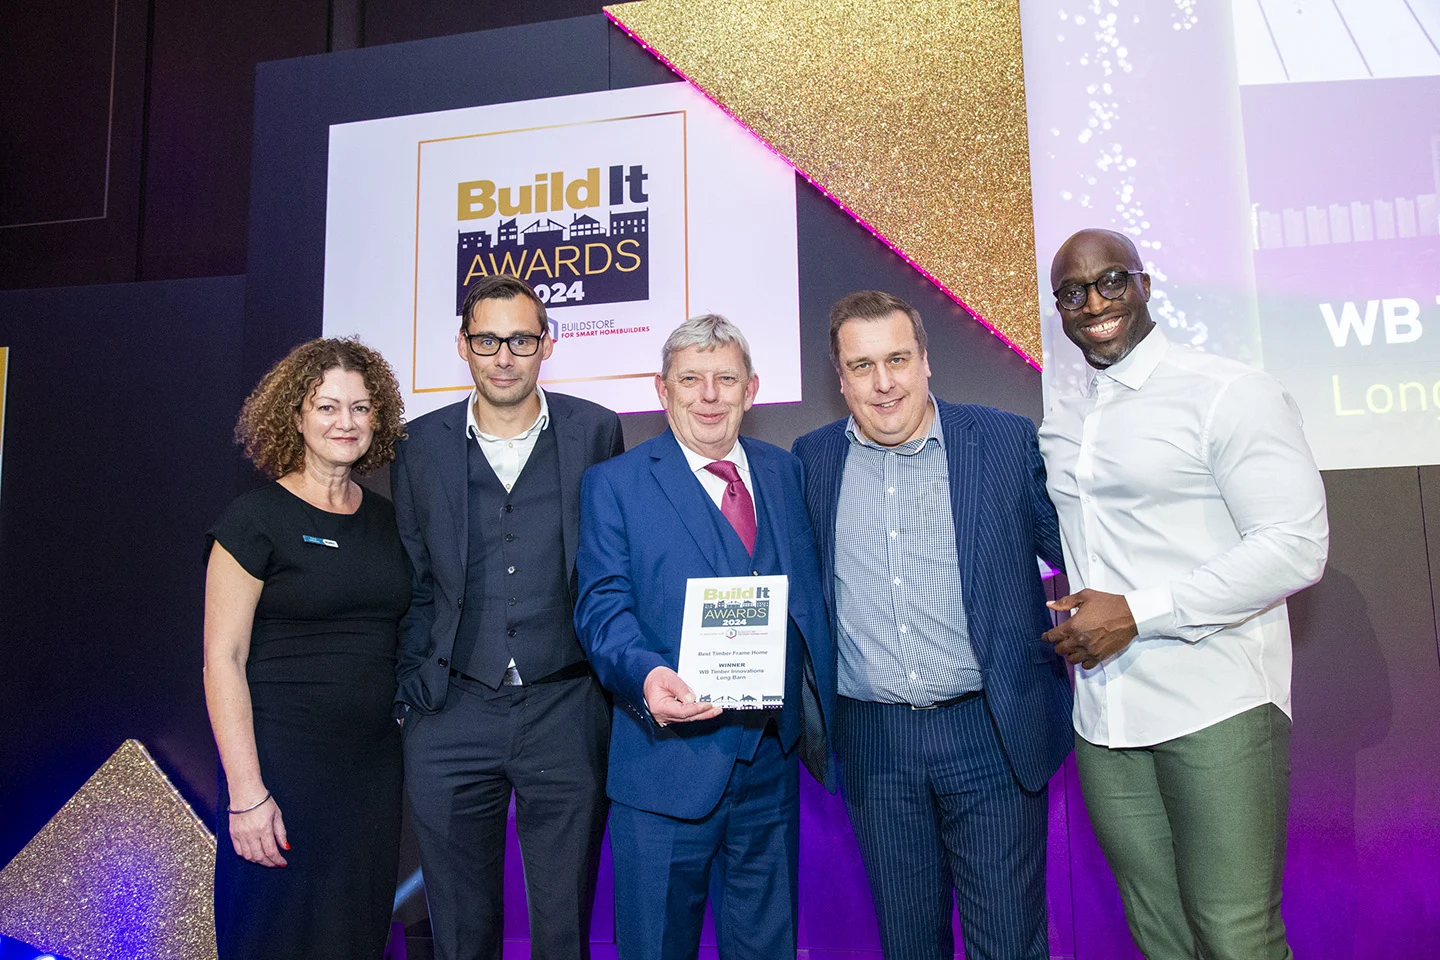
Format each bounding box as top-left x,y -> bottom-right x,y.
1087,325 -> 1167,393
677,436 -> 751,478
466,385 -> 550,441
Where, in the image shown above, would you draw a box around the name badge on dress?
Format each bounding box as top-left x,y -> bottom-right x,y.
301,535 -> 339,548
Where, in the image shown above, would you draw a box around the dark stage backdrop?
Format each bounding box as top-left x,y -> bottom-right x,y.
0,276 -> 247,850
0,0 -> 611,290
1,12 -> 1438,959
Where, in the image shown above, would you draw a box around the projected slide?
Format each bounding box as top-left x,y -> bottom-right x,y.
1240,1 -> 1440,470
322,84 -> 800,418
1023,0 -> 1440,469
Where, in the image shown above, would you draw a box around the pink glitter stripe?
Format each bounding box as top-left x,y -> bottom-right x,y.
604,10 -> 1043,370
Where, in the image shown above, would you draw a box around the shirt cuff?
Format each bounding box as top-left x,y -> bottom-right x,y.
1123,585 -> 1174,639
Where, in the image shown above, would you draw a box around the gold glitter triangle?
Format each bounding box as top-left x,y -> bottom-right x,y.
0,740 -> 218,960
605,0 -> 1041,364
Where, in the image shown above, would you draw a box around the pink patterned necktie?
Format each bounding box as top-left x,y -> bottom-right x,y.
704,460 -> 757,555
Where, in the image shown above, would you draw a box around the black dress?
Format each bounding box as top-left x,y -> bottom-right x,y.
206,482 -> 411,960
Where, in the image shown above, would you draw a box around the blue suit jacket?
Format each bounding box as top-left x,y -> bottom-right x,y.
392,391 -> 623,714
575,429 -> 838,819
792,400 -> 1072,793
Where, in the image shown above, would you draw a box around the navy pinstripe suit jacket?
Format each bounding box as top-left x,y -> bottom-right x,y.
792,400 -> 1073,792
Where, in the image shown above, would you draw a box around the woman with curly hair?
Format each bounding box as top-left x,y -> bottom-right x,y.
203,338 -> 409,959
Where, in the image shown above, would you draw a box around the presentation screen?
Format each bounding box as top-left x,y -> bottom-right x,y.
322,83 -> 801,419
1024,0 -> 1440,469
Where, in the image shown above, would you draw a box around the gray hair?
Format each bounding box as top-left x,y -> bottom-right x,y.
660,313 -> 754,379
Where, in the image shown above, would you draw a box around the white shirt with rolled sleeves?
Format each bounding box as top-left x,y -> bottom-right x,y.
1038,327 -> 1328,748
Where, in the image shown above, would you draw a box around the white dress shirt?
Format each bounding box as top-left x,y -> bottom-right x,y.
677,438 -> 754,517
466,386 -> 551,681
465,386 -> 551,490
1038,327 -> 1328,748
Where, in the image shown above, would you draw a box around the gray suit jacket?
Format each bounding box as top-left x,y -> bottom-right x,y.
392,391 -> 624,713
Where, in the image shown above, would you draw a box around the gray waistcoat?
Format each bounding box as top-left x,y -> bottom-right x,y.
452,424 -> 582,686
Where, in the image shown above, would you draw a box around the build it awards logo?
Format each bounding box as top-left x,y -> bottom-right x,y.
700,584 -> 773,627
454,164 -> 652,324
412,111 -> 687,395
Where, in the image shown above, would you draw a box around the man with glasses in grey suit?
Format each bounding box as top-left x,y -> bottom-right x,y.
393,274 -> 624,960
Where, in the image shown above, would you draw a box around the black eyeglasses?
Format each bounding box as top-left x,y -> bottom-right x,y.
462,332 -> 545,357
1053,269 -> 1145,311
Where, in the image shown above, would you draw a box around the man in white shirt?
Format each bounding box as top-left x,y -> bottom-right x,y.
1037,229 -> 1328,960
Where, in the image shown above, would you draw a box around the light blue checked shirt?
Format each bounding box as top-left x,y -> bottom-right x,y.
834,398 -> 982,705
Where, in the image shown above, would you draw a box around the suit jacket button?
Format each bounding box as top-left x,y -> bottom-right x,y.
507,628 -> 517,638
438,657 -> 449,667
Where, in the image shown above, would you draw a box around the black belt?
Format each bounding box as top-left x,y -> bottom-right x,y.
910,689 -> 982,711
449,660 -> 593,687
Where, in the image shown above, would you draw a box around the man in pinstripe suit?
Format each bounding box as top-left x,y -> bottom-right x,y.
792,291 -> 1072,960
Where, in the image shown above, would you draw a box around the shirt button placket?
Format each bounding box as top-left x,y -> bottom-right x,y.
1076,398 -> 1105,585
887,456 -> 914,698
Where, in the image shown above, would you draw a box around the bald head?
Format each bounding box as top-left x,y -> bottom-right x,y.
1049,229 -> 1142,291
1049,228 -> 1154,368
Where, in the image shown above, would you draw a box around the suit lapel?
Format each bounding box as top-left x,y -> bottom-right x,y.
940,403 -> 980,609
817,425 -> 849,601
742,438 -> 790,573
438,400 -> 471,577
551,398 -> 585,579
650,430 -> 729,577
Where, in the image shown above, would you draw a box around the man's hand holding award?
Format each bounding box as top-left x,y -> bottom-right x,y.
645,575 -> 789,726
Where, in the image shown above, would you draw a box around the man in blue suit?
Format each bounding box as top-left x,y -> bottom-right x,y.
575,314 -> 836,960
791,291 -> 1071,960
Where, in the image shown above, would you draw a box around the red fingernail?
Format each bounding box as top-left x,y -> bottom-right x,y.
282,841 -> 290,850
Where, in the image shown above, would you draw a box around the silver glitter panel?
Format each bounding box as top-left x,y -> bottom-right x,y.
0,739 -> 218,960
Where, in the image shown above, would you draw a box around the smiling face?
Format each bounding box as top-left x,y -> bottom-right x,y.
296,367 -> 374,471
655,342 -> 759,459
456,294 -> 554,412
1050,229 -> 1154,368
835,310 -> 934,447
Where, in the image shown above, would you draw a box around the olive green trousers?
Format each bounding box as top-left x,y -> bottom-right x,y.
1075,703 -> 1293,960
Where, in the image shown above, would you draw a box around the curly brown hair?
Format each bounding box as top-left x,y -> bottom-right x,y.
235,337 -> 405,478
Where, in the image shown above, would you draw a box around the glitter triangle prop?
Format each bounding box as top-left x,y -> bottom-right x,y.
0,740 -> 218,960
605,0 -> 1042,365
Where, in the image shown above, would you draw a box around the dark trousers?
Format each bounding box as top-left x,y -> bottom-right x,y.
835,695 -> 1049,960
1075,703 -> 1293,960
403,672 -> 610,960
609,730 -> 800,960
